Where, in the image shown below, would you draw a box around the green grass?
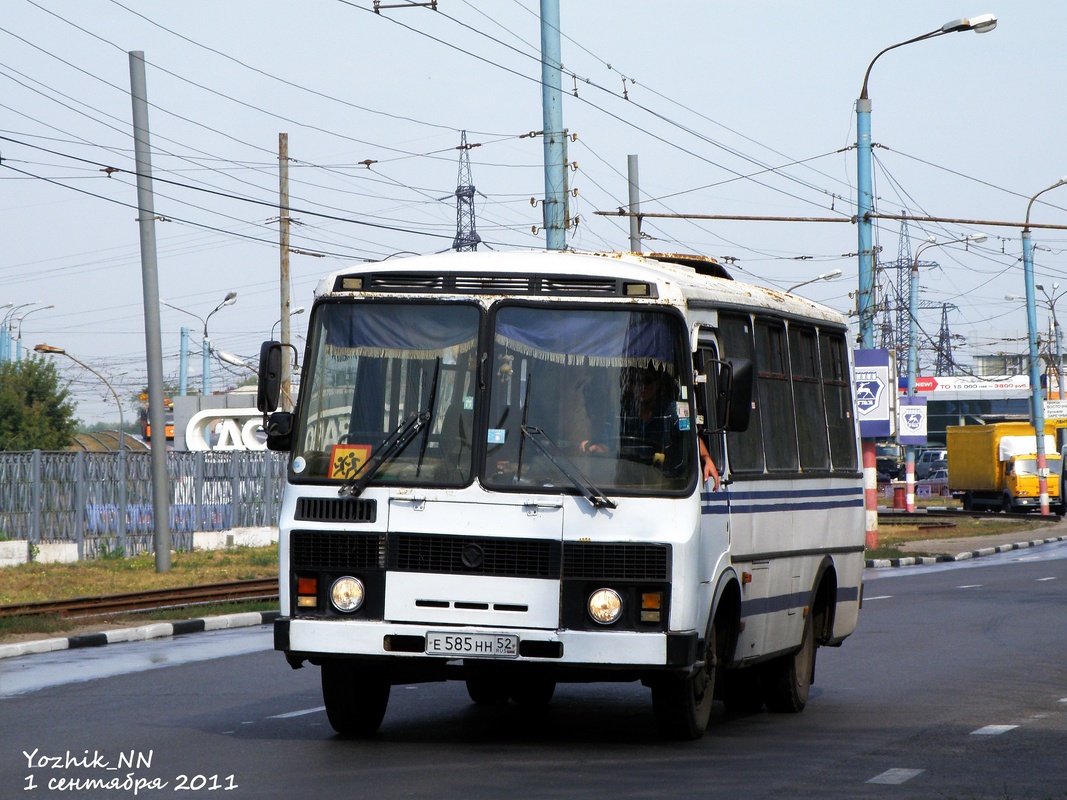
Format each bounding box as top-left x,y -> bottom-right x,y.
0,546 -> 279,643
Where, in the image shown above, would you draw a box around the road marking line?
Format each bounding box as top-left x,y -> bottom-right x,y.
1037,577 -> 1057,582
867,768 -> 924,785
971,725 -> 1018,736
864,595 -> 892,601
269,706 -> 326,719
957,584 -> 983,589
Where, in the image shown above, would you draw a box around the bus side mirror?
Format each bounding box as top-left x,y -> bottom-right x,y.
716,357 -> 753,433
258,340 -> 283,413
265,411 -> 294,452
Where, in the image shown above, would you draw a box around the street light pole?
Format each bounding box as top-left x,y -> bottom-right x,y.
855,13 -> 996,547
1022,178 -> 1067,516
161,292 -> 236,395
786,269 -> 842,294
856,14 -> 996,348
904,234 -> 986,512
1037,283 -> 1066,400
15,305 -> 55,360
34,344 -> 124,452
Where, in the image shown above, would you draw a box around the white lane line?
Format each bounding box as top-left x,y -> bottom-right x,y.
957,584 -> 983,589
1037,577 -> 1057,582
864,595 -> 893,601
971,725 -> 1018,736
269,706 -> 326,719
868,768 -> 924,785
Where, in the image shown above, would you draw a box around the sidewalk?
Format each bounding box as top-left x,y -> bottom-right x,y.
866,512 -> 1067,568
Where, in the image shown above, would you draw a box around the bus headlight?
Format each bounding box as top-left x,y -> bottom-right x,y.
587,588 -> 623,625
330,576 -> 365,613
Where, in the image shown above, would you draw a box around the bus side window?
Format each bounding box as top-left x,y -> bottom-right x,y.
694,345 -> 723,467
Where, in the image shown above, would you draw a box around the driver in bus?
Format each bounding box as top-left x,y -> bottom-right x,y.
580,366 -> 720,491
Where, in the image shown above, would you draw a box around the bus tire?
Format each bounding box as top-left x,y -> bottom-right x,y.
465,675 -> 511,706
763,613 -> 815,714
321,660 -> 390,736
651,623 -> 717,740
510,677 -> 556,707
721,667 -> 764,714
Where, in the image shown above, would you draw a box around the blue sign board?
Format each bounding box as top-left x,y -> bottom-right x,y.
855,349 -> 893,438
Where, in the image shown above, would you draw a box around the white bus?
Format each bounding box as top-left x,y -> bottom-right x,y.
258,249 -> 864,740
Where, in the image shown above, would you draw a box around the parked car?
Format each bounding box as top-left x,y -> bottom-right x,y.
915,448 -> 948,480
920,468 -> 948,483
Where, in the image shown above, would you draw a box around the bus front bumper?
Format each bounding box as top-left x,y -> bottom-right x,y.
274,617 -> 698,672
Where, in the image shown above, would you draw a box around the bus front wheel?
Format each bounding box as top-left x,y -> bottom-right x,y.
321,660 -> 390,735
651,624 -> 717,740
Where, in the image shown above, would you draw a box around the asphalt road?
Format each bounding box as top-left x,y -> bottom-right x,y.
2,543 -> 1066,799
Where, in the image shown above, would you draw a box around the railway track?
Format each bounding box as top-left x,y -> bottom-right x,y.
0,578 -> 278,620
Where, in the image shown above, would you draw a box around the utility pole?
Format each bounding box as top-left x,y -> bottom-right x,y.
129,50 -> 171,573
627,154 -> 641,252
540,0 -> 566,250
279,133 -> 292,411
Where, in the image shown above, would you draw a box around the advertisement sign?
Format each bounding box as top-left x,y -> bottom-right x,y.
855,349 -> 893,438
897,395 -> 928,446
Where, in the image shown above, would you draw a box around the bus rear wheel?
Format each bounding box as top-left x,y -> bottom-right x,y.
651,624 -> 717,740
763,614 -> 815,713
321,660 -> 390,735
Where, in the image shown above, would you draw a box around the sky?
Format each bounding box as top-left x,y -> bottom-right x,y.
2,0 -> 1065,425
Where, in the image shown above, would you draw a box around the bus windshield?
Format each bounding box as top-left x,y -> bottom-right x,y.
291,300 -> 694,495
483,305 -> 694,494
292,301 -> 480,486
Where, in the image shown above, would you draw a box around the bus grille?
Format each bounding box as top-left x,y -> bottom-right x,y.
289,532 -> 670,582
388,534 -> 560,578
295,497 -> 377,523
291,531 -> 386,569
562,542 -> 670,581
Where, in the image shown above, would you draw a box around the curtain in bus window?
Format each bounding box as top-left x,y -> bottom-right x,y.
324,303 -> 478,358
494,306 -> 676,372
790,326 -> 830,470
719,314 -> 765,473
820,332 -> 858,471
756,319 -> 799,471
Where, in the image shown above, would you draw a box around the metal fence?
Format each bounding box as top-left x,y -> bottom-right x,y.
0,450 -> 287,559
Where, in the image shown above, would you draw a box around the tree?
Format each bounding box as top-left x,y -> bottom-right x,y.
0,358 -> 78,451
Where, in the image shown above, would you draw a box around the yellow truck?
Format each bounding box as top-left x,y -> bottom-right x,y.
946,422 -> 1062,513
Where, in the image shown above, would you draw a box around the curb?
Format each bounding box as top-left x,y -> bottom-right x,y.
865,535 -> 1067,569
0,610 -> 279,661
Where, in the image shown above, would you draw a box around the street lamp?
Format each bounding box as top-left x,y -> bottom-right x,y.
2,302 -> 41,362
15,304 -> 55,360
901,233 -> 986,512
34,343 -> 124,452
855,13 -> 996,547
786,269 -> 842,294
1022,177 -> 1067,515
161,291 -> 237,395
1036,283 -> 1066,400
271,306 -> 305,340
856,14 -> 996,349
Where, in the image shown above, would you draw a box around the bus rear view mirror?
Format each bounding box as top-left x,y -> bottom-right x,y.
716,357 -> 753,433
258,340 -> 283,413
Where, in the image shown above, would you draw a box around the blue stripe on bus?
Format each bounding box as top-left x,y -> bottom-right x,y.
741,585 -> 861,618
700,486 -> 864,515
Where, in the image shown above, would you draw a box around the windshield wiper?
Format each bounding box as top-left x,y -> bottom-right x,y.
339,410 -> 432,498
520,425 -> 617,510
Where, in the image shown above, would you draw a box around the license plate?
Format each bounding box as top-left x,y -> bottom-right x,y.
426,631 -> 519,659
